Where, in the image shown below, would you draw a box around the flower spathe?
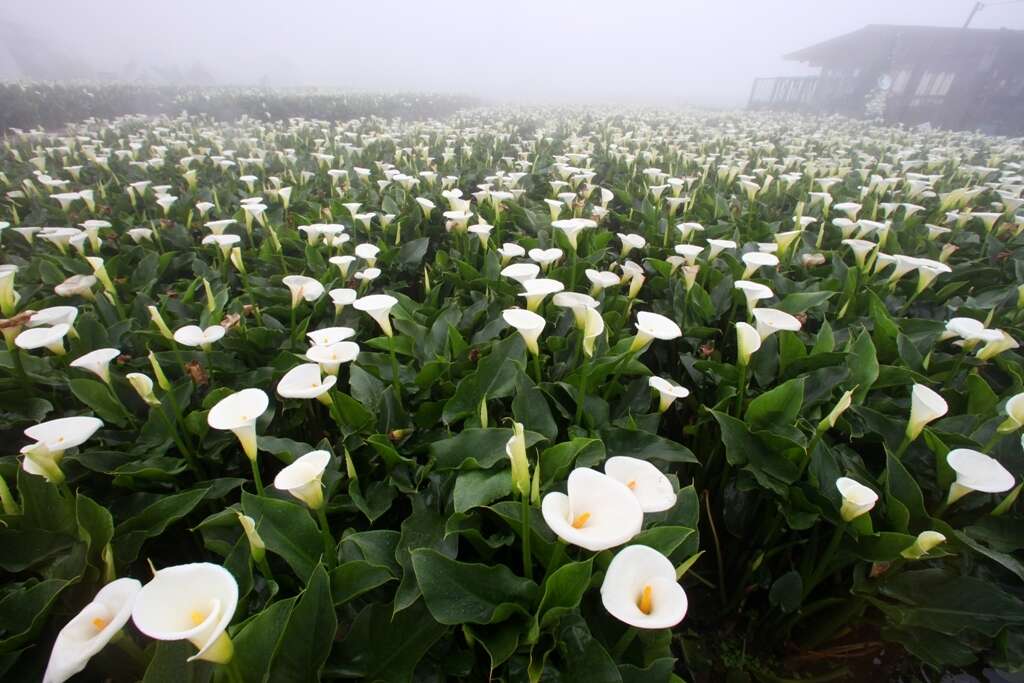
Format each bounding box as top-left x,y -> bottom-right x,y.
900,531 -> 947,559
282,275 -> 325,309
306,341 -> 359,376
277,363 -> 337,404
906,384 -> 948,440
505,421 -> 530,496
735,322 -> 761,365
131,562 -> 238,664
601,545 -> 688,629
998,392 -> 1024,433
274,450 -> 331,509
502,308 -> 546,356
631,311 -> 682,351
353,294 -> 399,337
541,468 -> 643,551
207,388 -> 269,462
42,578 -> 142,683
946,448 -> 1015,505
174,325 -> 225,351
604,456 -> 677,512
835,477 -> 878,522
69,348 -> 121,385
25,416 -> 103,458
751,308 -> 801,340
126,372 -> 161,406
648,376 -> 689,413
16,323 -> 71,355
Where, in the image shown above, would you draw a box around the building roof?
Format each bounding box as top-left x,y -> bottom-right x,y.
785,24 -> 1024,66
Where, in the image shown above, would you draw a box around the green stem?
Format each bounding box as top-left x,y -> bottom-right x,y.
733,363 -> 748,417
532,352 -> 542,385
250,458 -> 265,496
574,367 -> 588,428
225,658 -> 245,683
893,434 -> 912,460
983,432 -> 1004,453
521,493 -> 533,581
803,522 -> 846,600
112,631 -> 148,668
543,540 -> 566,582
610,628 -> 638,659
255,556 -> 276,583
316,505 -> 336,570
389,337 -> 404,409
703,490 -> 728,606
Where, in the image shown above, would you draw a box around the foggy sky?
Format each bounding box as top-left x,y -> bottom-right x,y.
3,0 -> 1024,107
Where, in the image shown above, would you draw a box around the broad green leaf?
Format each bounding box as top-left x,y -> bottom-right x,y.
454,468 -> 512,513
241,491 -> 321,581
600,427 -> 697,464
411,548 -> 539,625
268,565 -> 336,683
113,487 -> 209,563
744,376 -> 805,430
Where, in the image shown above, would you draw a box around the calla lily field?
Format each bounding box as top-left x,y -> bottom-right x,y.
2,89 -> 1024,681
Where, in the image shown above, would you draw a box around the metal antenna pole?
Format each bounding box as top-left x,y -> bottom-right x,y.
962,1 -> 985,28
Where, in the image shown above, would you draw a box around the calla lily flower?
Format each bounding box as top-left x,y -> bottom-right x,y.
174,325 -> 225,351
648,376 -> 690,413
353,294 -> 398,337
498,242 -> 526,265
582,307 -> 604,357
307,327 -> 355,346
976,329 -> 1019,361
274,450 -> 331,509
674,244 -> 704,265
836,477 -> 878,522
604,456 -> 677,512
551,218 -> 596,250
55,274 -> 97,300
706,239 -> 736,260
282,275 -> 325,309
25,416 -> 103,457
16,323 -> 71,355
306,341 -> 359,376
277,363 -> 337,404
131,563 -> 238,664
528,248 -> 563,270
505,421 -> 531,496
42,578 -> 142,683
519,278 -> 564,312
207,388 -> 269,462
946,449 -> 1015,505
906,384 -> 947,440
204,219 -> 236,235
998,392 -> 1024,433
900,531 -> 947,559
502,308 -> 546,356
30,306 -> 78,329
734,280 -> 773,311
751,308 -> 801,340
736,322 -> 761,365
330,255 -> 356,279
740,251 -> 779,279
552,292 -> 598,328
586,269 -> 620,296
69,348 -> 121,384
501,263 -> 540,284
601,545 -> 688,629
541,468 -> 643,551
631,312 -> 682,351
127,372 -> 161,406
842,239 -> 877,268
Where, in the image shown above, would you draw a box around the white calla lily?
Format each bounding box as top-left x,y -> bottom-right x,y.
502,308 -> 546,356
174,325 -> 225,351
604,456 -> 677,512
43,578 -> 142,683
648,376 -> 690,413
946,448 -> 1015,505
836,477 -> 878,522
906,384 -> 948,440
131,563 -> 238,664
541,468 -> 643,551
69,348 -> 120,384
631,312 -> 682,351
601,545 -> 688,629
751,308 -> 801,340
353,294 -> 398,337
274,450 -> 331,509
207,388 -> 269,462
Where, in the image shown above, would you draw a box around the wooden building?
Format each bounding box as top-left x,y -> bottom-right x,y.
749,25 -> 1024,136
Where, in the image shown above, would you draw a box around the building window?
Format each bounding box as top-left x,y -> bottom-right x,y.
891,70 -> 911,94
915,71 -> 955,97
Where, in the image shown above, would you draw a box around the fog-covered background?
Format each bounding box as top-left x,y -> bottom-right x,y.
2,0 -> 1022,107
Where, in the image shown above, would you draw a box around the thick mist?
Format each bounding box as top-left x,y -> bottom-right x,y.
1,0 -> 1022,107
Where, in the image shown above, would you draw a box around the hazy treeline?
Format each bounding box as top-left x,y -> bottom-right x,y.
0,83 -> 479,130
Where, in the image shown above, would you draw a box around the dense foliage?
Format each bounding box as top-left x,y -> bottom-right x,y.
1,96 -> 1024,681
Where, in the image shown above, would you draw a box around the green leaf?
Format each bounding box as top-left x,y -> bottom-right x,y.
142,641 -> 212,683
398,236 -> 430,266
233,597 -> 296,682
776,291 -> 835,314
411,548 -> 539,625
0,579 -> 71,653
769,570 -> 803,613
847,329 -> 879,403
268,564 -> 337,683
443,334 -> 526,424
512,372 -> 557,439
113,487 -> 209,563
876,568 -> 1024,637
744,376 -> 805,430
69,378 -> 129,427
540,438 -> 606,483
600,427 -> 697,464
241,491 -> 322,581
966,374 -> 999,416
327,600 -> 447,682
557,614 -> 622,683
629,526 -> 695,561
76,493 -> 113,568
454,468 -> 512,513
533,558 -> 593,636
429,427 -> 545,471
330,560 -> 396,605
710,410 -> 799,496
